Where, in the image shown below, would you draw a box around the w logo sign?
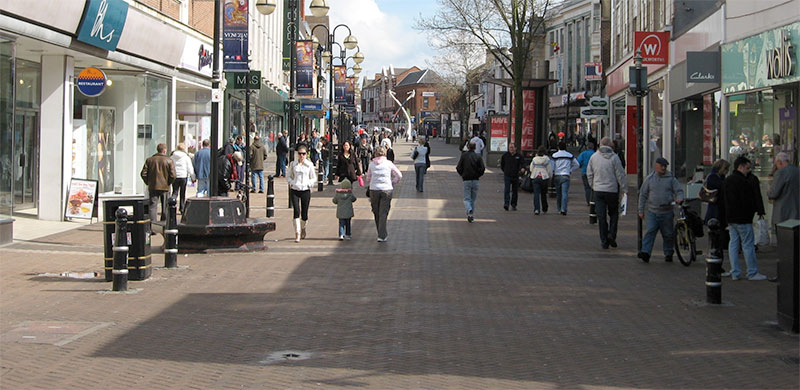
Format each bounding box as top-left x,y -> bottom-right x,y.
634,31 -> 670,65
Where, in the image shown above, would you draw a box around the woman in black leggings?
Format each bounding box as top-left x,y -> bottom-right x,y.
287,145 -> 317,242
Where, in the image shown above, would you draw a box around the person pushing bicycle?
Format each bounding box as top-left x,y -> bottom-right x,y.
637,157 -> 684,263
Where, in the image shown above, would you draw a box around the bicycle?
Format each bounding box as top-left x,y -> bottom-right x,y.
234,180 -> 256,204
674,201 -> 700,266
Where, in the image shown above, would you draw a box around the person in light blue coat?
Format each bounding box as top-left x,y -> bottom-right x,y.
193,139 -> 211,197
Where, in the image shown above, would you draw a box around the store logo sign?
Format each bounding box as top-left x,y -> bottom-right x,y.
634,31 -> 670,65
76,67 -> 108,97
76,0 -> 129,52
686,51 -> 720,83
198,45 -> 212,71
766,30 -> 795,79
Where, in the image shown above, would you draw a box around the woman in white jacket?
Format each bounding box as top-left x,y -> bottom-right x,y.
365,146 -> 402,242
287,145 -> 317,242
529,145 -> 553,215
170,143 -> 196,212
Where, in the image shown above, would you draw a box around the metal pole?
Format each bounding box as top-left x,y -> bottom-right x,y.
266,174 -> 275,217
164,197 -> 178,268
635,53 -> 644,253
112,209 -> 129,292
706,219 -> 723,304
210,0 -> 221,197
245,76 -> 251,217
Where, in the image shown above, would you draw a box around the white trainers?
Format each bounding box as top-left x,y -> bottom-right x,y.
721,271 -> 732,277
748,273 -> 768,281
345,236 -> 351,240
377,237 -> 387,242
338,235 -> 344,241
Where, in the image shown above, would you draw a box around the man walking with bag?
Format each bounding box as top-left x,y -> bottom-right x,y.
456,141 -> 485,223
587,137 -> 627,249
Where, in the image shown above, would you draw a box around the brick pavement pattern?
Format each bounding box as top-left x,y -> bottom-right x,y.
1,139 -> 798,389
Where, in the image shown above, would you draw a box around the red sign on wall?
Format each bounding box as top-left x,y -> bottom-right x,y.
634,31 -> 670,65
702,94 -> 713,165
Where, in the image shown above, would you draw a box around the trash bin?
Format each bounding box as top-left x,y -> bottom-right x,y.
103,197 -> 152,281
776,219 -> 799,334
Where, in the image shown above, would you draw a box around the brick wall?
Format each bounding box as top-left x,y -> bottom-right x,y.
190,1 -> 213,37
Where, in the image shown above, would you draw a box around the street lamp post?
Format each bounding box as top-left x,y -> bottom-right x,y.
209,0 -> 222,197
629,50 -> 648,252
566,82 -> 572,142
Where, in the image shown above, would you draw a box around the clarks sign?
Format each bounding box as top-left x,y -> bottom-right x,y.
686,51 -> 720,84
766,30 -> 794,79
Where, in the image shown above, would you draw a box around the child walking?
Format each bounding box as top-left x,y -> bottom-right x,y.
332,178 -> 357,240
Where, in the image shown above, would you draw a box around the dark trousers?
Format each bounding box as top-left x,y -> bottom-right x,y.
148,189 -> 168,222
415,163 -> 427,192
503,175 -> 519,207
532,178 -> 549,212
276,153 -> 287,176
581,174 -> 592,205
171,178 -> 187,212
290,189 -> 311,220
370,190 -> 393,239
595,191 -> 620,246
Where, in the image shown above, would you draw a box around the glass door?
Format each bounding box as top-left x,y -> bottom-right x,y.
13,109 -> 39,210
0,38 -> 14,217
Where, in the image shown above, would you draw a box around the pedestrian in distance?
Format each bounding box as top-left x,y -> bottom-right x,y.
357,136 -> 373,176
141,143 -> 176,223
365,145 -> 402,242
381,138 -> 395,162
767,152 -> 800,227
587,137 -> 627,249
577,142 -> 596,206
275,131 -> 289,177
500,143 -> 524,210
412,137 -> 430,192
336,141 -> 362,183
704,159 -> 730,263
530,145 -> 553,215
637,157 -> 684,263
193,139 -> 211,197
456,141 -> 486,223
170,143 -> 195,213
309,130 -> 321,166
470,131 -> 485,157
287,145 -> 317,242
552,141 -> 580,215
332,178 -> 357,240
320,137 -> 332,181
248,136 -> 268,193
722,156 -> 769,280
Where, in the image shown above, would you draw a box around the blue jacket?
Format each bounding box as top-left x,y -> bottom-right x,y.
194,148 -> 211,179
577,149 -> 595,175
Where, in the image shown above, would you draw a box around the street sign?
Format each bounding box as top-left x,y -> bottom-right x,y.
226,71 -> 261,89
580,107 -> 609,119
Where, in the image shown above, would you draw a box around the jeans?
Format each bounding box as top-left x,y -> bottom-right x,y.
728,223 -> 758,278
196,178 -> 209,197
148,189 -> 168,222
370,189 -> 393,239
235,165 -> 244,189
463,180 -> 479,214
251,170 -> 265,192
415,163 -> 427,192
553,175 -> 571,212
532,177 -> 549,212
503,175 -> 519,207
642,210 -> 675,256
338,218 -> 352,237
594,191 -> 620,246
581,174 -> 592,205
290,189 -> 311,220
276,154 -> 287,176
323,159 -> 331,181
171,178 -> 187,212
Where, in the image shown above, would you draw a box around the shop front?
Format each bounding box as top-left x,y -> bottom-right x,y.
721,22 -> 800,227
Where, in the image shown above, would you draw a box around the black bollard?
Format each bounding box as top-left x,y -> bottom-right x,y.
706,218 -> 723,304
164,197 -> 178,268
266,175 -> 275,218
589,191 -> 597,224
112,208 -> 129,292
317,162 -> 324,192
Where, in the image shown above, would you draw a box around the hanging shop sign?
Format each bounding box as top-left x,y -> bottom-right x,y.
222,0 -> 249,72
225,71 -> 261,89
686,51 -> 720,83
296,40 -> 314,97
634,31 -> 670,65
722,22 -> 800,93
585,62 -> 603,80
76,67 -> 108,97
76,0 -> 129,51
282,0 -> 293,71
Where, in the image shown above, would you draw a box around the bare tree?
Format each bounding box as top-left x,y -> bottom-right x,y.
425,44 -> 485,140
417,0 -> 553,148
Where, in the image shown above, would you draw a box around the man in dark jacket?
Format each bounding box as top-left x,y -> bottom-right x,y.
723,156 -> 767,281
217,149 -> 233,196
275,132 -> 289,177
456,141 -> 485,223
500,143 -> 524,211
248,136 -> 268,193
141,143 -> 176,222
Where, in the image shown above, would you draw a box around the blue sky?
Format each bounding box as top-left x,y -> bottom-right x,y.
326,0 -> 438,82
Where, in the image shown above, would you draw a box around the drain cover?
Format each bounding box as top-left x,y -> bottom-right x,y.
259,350 -> 312,365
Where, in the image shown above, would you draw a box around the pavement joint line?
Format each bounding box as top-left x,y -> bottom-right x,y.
53,322 -> 114,346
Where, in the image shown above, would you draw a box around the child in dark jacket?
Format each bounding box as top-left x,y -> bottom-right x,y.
332,178 -> 357,240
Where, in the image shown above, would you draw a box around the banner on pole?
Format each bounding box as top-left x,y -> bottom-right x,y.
223,0 -> 249,72
334,66 -> 347,104
346,76 -> 355,105
296,40 -> 314,97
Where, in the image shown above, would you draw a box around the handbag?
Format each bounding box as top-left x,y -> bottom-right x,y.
520,176 -> 534,193
698,185 -> 718,203
358,175 -> 365,187
755,216 -> 770,246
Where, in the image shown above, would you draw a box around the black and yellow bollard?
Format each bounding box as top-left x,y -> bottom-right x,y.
266,175 -> 275,218
112,208 -> 129,292
317,162 -> 324,192
706,218 -> 723,304
589,191 -> 597,224
164,197 -> 178,268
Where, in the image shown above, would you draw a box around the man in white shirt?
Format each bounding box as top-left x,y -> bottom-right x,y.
552,141 -> 580,215
470,132 -> 485,155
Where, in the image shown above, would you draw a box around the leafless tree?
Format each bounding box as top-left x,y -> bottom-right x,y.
417,0 -> 554,148
424,44 -> 485,139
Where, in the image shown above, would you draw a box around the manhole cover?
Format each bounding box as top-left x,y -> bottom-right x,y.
259,350 -> 313,365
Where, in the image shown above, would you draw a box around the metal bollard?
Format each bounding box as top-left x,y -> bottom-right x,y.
266,175 -> 275,218
589,191 -> 597,224
164,197 -> 179,268
317,162 -> 324,192
112,208 -> 129,292
706,218 -> 723,304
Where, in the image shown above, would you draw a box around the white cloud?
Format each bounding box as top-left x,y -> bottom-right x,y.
327,0 -> 434,81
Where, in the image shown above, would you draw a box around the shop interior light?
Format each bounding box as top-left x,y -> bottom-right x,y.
106,79 -> 113,86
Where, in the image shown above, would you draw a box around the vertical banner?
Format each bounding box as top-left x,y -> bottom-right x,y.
282,0 -> 292,70
296,40 -> 314,97
346,77 -> 356,105
334,66 -> 347,104
223,0 -> 249,72
521,90 -> 536,151
490,116 -> 509,152
702,94 -> 714,165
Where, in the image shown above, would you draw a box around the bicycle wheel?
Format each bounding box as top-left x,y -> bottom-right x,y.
675,222 -> 696,266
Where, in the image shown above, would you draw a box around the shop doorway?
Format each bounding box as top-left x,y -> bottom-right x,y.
13,108 -> 39,213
